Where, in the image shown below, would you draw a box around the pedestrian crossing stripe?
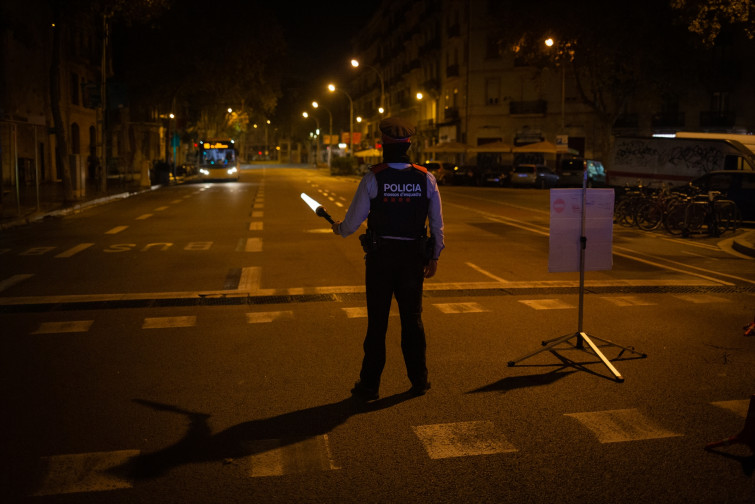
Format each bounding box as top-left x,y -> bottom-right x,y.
519,299 -> 574,310
245,237 -> 262,252
246,435 -> 340,477
246,311 -> 294,323
249,221 -> 263,231
141,316 -> 196,329
341,307 -> 399,318
32,449 -> 139,496
412,421 -> 517,459
710,399 -> 750,417
433,302 -> 488,314
32,320 -> 94,334
600,295 -> 657,307
672,294 -> 731,304
564,408 -> 683,443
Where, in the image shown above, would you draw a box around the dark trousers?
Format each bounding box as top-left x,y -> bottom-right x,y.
360,239 -> 428,391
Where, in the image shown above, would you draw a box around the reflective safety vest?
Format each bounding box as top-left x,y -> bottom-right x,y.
368,163 -> 429,238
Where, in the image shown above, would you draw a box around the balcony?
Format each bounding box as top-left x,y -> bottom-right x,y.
446,64 -> 459,78
509,100 -> 547,116
651,112 -> 685,128
700,111 -> 736,128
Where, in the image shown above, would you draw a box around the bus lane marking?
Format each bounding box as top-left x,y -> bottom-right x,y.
135,214 -> 152,220
55,243 -> 94,258
433,302 -> 488,314
105,226 -> 128,235
518,299 -> 574,310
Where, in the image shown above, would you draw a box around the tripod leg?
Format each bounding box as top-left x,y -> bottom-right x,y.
579,332 -> 624,382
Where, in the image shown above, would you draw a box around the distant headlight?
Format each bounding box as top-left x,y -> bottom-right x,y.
227,167 -> 237,175
200,168 -> 210,175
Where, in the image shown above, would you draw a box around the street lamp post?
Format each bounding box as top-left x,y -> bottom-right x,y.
312,101 -> 332,167
351,59 -> 387,115
302,112 -> 320,166
328,84 -> 354,157
545,38 -> 565,131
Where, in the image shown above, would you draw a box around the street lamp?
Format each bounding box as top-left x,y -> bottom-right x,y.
312,101 -> 332,167
328,83 -> 354,157
544,38 -> 565,131
302,111 -> 321,166
351,58 -> 387,115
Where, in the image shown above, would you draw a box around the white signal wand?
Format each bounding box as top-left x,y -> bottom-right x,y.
300,193 -> 335,224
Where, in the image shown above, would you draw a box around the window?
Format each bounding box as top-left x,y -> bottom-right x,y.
71,73 -> 80,105
485,78 -> 500,105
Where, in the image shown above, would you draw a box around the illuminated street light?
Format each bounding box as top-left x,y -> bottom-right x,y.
312,101 -> 332,167
328,83 -> 354,157
351,58 -> 387,115
302,111 -> 321,165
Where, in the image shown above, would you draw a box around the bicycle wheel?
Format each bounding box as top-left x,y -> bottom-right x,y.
636,202 -> 663,230
715,201 -> 741,233
685,202 -> 707,234
663,203 -> 687,235
615,198 -> 637,227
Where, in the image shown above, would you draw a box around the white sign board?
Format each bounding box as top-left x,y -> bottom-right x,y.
549,188 -> 615,273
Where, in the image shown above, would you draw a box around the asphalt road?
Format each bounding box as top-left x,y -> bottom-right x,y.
1,164 -> 754,503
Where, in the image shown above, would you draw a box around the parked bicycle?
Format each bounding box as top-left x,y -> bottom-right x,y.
663,189 -> 742,237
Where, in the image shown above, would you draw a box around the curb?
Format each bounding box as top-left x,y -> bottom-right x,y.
0,185 -> 160,231
732,230 -> 755,258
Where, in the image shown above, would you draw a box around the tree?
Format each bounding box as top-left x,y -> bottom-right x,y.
672,0 -> 755,46
47,0 -> 170,201
491,0 -> 701,159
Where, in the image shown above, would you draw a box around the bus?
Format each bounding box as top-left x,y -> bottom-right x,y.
197,139 -> 240,181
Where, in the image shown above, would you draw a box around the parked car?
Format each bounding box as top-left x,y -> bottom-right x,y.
451,165 -> 484,185
510,164 -> 559,188
558,159 -> 607,187
482,165 -> 512,187
689,170 -> 755,223
423,160 -> 455,185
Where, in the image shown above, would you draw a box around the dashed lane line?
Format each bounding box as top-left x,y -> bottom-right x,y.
141,316 -> 196,329
55,243 -> 94,258
105,226 -> 128,235
32,320 -> 94,334
0,273 -> 34,292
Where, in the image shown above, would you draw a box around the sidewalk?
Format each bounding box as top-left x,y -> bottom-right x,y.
1,178 -> 154,230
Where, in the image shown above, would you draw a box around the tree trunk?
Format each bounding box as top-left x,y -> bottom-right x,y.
50,0 -> 73,203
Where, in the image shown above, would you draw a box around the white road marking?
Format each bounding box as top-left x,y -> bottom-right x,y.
249,221 -> 263,231
135,214 -> 152,220
672,294 -> 730,304
19,247 -> 55,256
246,435 -> 339,477
245,237 -> 262,252
711,399 -> 750,418
565,408 -> 683,443
238,267 -> 261,292
246,311 -> 293,323
105,226 -> 128,234
32,320 -> 93,334
252,211 -> 263,218
31,450 -> 139,496
519,299 -> 574,310
433,302 -> 488,314
141,316 -> 196,329
154,206 -> 168,211
412,421 -> 517,459
0,273 -> 34,292
55,243 -> 94,258
465,262 -> 509,283
600,295 -> 657,307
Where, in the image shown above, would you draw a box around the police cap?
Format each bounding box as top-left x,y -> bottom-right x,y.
380,117 -> 415,144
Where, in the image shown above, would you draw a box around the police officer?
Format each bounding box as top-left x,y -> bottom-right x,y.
332,117 -> 445,400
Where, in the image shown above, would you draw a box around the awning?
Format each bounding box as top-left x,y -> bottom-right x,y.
426,141 -> 471,153
512,140 -> 560,154
468,140 -> 514,153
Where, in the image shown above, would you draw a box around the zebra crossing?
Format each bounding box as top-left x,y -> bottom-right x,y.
28,399 -> 751,497
15,291 -> 736,335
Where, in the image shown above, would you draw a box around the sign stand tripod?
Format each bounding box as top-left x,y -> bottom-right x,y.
507,171 -> 646,382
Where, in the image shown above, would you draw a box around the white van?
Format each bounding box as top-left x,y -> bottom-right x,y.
558,159 -> 606,187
